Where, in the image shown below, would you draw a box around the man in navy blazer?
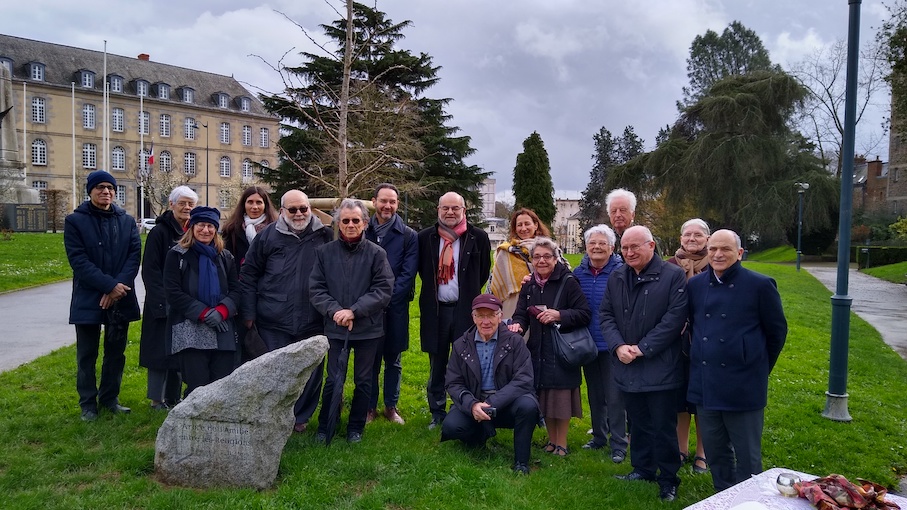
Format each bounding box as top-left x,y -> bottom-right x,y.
686,229 -> 787,492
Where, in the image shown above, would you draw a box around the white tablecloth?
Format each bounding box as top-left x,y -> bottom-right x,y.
684,467 -> 907,510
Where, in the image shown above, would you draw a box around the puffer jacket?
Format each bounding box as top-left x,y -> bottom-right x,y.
573,254 -> 622,352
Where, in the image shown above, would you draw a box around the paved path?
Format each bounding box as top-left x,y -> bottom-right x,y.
0,275 -> 145,373
802,263 -> 907,361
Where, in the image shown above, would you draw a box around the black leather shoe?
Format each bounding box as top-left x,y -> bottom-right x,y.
614,471 -> 655,482
105,404 -> 131,414
659,484 -> 678,502
611,449 -> 627,464
314,432 -> 327,444
347,432 -> 362,444
80,410 -> 98,422
428,415 -> 444,430
512,462 -> 530,475
582,439 -> 605,450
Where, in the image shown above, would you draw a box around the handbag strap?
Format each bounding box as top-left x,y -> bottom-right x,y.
550,273 -> 574,311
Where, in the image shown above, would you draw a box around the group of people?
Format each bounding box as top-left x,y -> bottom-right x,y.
64,172 -> 787,500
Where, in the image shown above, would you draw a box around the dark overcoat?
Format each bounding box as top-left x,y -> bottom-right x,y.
512,263 -> 591,389
64,201 -> 141,325
599,254 -> 688,393
416,223 -> 491,353
686,261 -> 787,411
365,215 -> 418,353
139,210 -> 185,369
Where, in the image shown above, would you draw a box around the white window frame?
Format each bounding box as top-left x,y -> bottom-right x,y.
160,151 -> 172,173
32,139 -> 47,166
83,143 -> 97,169
259,128 -> 269,148
242,159 -> 253,180
182,88 -> 194,103
240,97 -> 251,112
81,71 -> 94,88
219,189 -> 231,209
109,76 -> 123,93
32,180 -> 48,202
184,152 -> 196,176
111,146 -> 126,172
220,156 -> 231,177
112,107 -> 124,132
260,159 -> 270,168
136,80 -> 149,97
242,125 -> 252,146
30,63 -> 44,81
185,118 -> 196,140
82,104 -> 96,129
158,84 -> 170,100
140,111 -> 150,135
218,94 -> 229,108
31,97 -> 46,123
219,122 -> 230,144
116,185 -> 127,205
160,114 -> 171,137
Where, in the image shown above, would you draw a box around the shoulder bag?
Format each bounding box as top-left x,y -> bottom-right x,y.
550,274 -> 597,367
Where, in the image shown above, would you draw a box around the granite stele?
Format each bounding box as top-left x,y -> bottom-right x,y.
155,335 -> 329,489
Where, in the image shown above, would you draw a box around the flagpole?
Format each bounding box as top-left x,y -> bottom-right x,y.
103,40 -> 108,172
22,82 -> 27,186
72,82 -> 76,209
140,93 -> 144,220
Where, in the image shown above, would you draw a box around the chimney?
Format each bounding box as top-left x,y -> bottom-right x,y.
137,53 -> 150,61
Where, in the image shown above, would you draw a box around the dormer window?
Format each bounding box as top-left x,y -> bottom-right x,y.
214,92 -> 230,108
155,82 -> 170,100
29,62 -> 45,81
108,74 -> 124,93
134,79 -> 150,97
180,87 -> 195,104
238,96 -> 251,112
79,70 -> 95,88
0,58 -> 13,76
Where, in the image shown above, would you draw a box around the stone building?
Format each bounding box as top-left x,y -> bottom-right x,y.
0,34 -> 278,217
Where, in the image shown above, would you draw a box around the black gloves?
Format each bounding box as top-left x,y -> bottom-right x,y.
203,308 -> 224,328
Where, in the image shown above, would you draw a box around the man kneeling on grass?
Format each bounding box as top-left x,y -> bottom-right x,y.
440,294 -> 540,475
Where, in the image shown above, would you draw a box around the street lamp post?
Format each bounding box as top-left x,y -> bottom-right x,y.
795,182 -> 809,272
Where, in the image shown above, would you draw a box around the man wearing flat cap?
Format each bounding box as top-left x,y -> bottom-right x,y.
441,294 -> 539,475
64,170 -> 142,422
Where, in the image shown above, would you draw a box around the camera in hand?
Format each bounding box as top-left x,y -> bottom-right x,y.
484,406 -> 497,418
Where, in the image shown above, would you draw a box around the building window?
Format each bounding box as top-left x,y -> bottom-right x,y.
159,114 -> 171,137
184,152 -> 196,176
220,156 -> 231,177
160,151 -> 172,173
139,111 -> 150,135
217,94 -> 229,108
81,71 -> 95,88
112,108 -> 124,132
242,159 -> 253,180
240,97 -> 251,112
109,75 -> 123,93
219,122 -> 230,144
111,146 -> 126,172
32,181 -> 48,202
116,185 -> 126,205
30,63 -> 45,81
219,189 -> 231,209
0,58 -> 12,75
31,97 -> 46,123
185,118 -> 196,140
260,159 -> 270,169
242,125 -> 252,146
182,88 -> 194,103
83,143 -> 97,169
82,104 -> 96,129
31,139 -> 47,166
136,80 -> 149,97
259,128 -> 269,148
157,83 -> 170,100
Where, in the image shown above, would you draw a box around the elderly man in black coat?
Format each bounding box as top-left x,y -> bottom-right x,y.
687,229 -> 787,492
600,225 -> 688,502
64,170 -> 141,422
441,294 -> 539,475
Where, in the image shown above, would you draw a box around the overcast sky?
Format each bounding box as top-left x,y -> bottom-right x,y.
1,0 -> 893,200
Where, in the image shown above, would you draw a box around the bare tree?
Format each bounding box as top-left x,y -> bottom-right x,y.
140,164 -> 194,218
790,38 -> 888,176
44,189 -> 70,232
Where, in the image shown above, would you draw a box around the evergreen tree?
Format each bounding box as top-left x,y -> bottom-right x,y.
512,132 -> 556,227
579,126 -> 644,236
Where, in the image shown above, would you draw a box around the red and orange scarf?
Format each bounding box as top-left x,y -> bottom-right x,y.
437,217 -> 468,284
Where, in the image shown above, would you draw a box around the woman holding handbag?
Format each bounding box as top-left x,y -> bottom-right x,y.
509,237 -> 591,456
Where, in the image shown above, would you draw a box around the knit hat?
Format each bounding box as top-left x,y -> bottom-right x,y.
86,170 -> 117,194
188,206 -> 221,230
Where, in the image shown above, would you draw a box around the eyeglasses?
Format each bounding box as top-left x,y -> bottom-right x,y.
587,241 -> 610,247
175,200 -> 195,208
284,206 -> 308,214
681,232 -> 707,239
532,254 -> 554,261
94,184 -> 115,191
194,223 -> 217,231
438,206 -> 463,212
341,218 -> 362,225
620,243 -> 649,253
472,312 -> 500,321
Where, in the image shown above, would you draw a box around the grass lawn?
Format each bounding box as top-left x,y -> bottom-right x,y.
0,233 -> 71,293
863,261 -> 907,284
746,245 -> 797,263
0,262 -> 905,509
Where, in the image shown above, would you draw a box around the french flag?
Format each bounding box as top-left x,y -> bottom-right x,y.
147,142 -> 155,165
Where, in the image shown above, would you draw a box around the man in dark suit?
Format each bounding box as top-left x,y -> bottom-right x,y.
417,191 -> 491,429
687,229 -> 787,492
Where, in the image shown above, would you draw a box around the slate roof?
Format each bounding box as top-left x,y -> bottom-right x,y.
0,33 -> 273,118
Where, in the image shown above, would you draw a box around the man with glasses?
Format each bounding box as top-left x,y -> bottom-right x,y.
441,294 -> 539,475
64,170 -> 142,421
240,189 -> 332,433
600,225 -> 688,502
417,191 -> 491,429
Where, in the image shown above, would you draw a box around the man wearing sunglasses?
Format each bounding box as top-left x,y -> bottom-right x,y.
416,191 -> 491,430
240,189 -> 333,433
64,170 -> 142,422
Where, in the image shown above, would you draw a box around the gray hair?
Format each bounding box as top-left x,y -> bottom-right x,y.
280,190 -> 309,207
169,186 -> 198,204
334,198 -> 370,224
530,236 -> 560,257
605,188 -> 637,213
680,218 -> 710,236
583,224 -> 616,246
